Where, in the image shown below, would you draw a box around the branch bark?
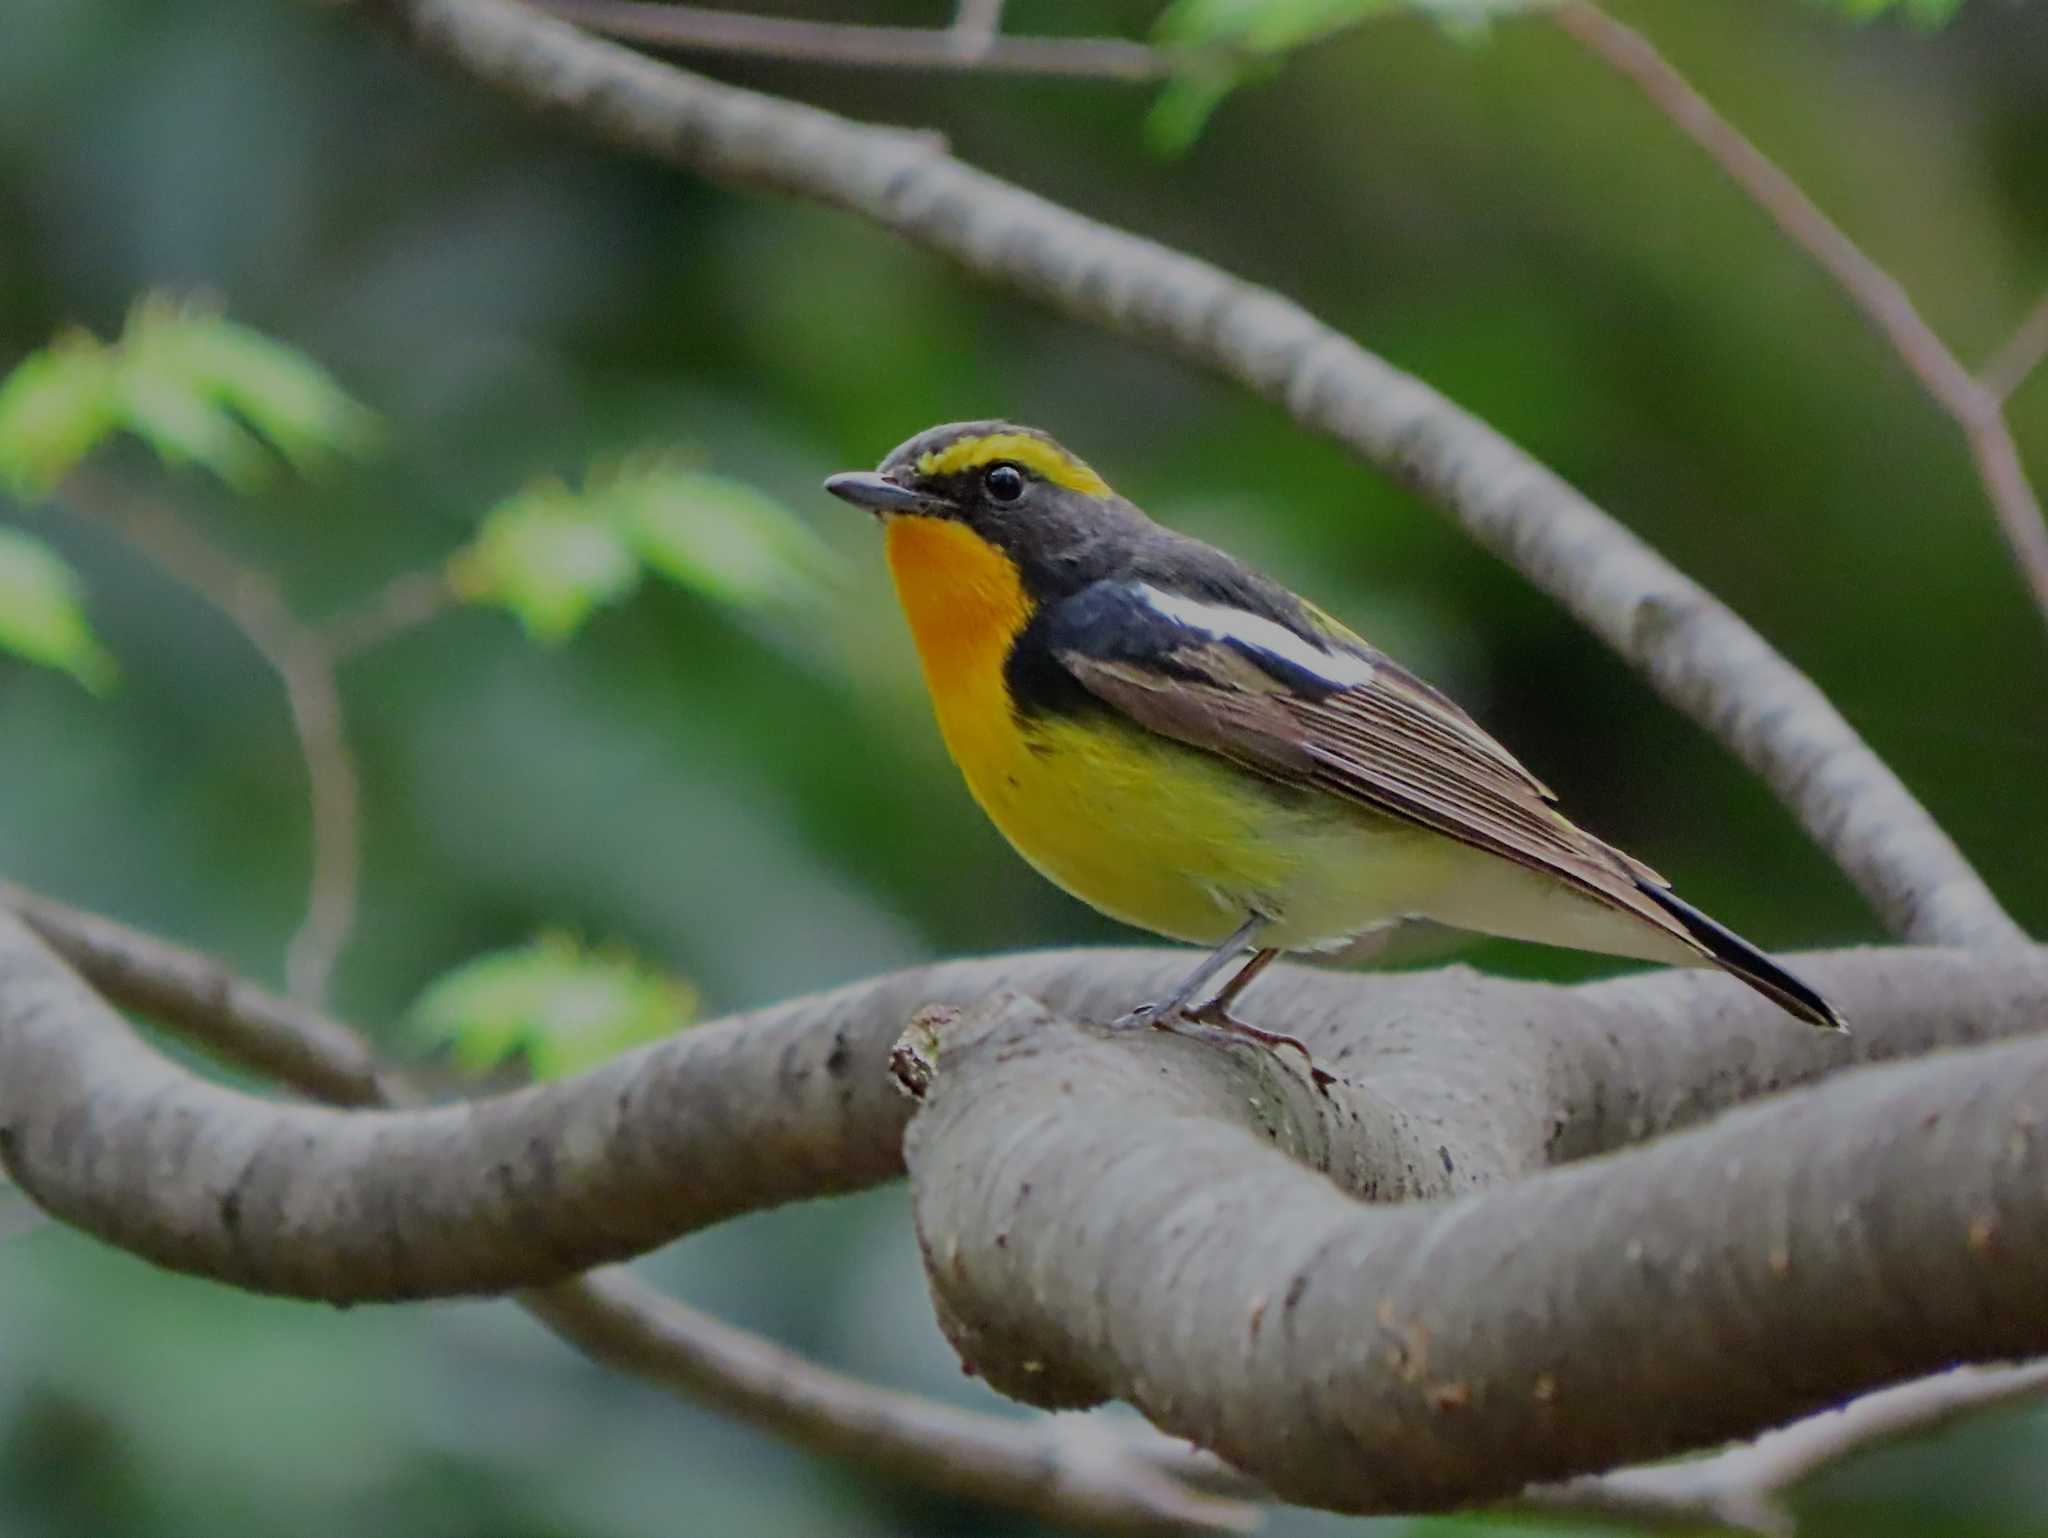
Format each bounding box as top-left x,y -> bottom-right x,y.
353,0 -> 2020,950
901,986 -> 2048,1513
7,887 -> 2048,1522
3,881 -> 2042,1298
0,884 -> 1256,1536
530,0 -> 1179,79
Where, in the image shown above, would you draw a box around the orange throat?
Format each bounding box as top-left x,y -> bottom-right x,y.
884,515 -> 1035,766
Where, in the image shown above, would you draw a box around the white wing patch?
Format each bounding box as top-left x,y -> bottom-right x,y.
1134,584 -> 1377,691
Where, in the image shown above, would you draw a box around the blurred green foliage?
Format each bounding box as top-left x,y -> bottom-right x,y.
410,930 -> 697,1079
1144,0 -> 1968,150
1,0 -> 2045,1535
450,460 -> 827,641
0,298 -> 379,496
0,527 -> 118,693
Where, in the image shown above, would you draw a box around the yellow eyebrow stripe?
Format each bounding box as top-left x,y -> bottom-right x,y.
914,432 -> 1112,496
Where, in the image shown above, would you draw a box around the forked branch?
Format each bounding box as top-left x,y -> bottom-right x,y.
1554,3 -> 2048,637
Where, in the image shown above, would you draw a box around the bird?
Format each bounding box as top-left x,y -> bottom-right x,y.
824,420 -> 1845,1081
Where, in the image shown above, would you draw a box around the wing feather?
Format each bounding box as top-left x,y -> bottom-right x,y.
1048,585 -> 1689,948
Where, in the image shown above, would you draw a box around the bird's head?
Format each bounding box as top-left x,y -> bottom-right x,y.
825,421 -> 1149,599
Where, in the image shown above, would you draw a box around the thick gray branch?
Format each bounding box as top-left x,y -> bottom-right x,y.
355,0 -> 2017,948
1,888 -> 1253,1536
2,894 -> 2041,1301
903,987 -> 2048,1513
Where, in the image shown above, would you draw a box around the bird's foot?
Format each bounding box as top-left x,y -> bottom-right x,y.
1109,1000 -> 1176,1031
1114,999 -> 1337,1095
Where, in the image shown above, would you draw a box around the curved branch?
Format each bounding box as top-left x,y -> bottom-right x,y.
1552,3 -> 2048,638
3,879 -> 2042,1299
356,0 -> 2018,949
524,1272 -> 1257,1535
902,990 -> 2048,1513
0,888 -> 1254,1536
9,888 -> 2048,1524
1530,1360 -> 2048,1537
65,474 -> 364,1000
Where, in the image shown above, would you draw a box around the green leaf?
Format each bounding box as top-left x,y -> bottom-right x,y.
1155,0 -> 1540,51
122,297 -> 381,475
447,480 -> 642,642
0,527 -> 118,691
409,932 -> 697,1080
0,334 -> 121,497
450,461 -> 831,644
1145,69 -> 1251,156
0,298 -> 381,496
1147,0 -> 1544,148
1806,0 -> 1966,20
607,464 -> 830,610
114,364 -> 273,491
1155,0 -> 1384,51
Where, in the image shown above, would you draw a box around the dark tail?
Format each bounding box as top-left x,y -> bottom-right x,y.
1636,881 -> 1848,1033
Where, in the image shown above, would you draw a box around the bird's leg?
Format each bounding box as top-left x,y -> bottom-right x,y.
1110,916 -> 1261,1027
1186,948 -> 1335,1092
1113,924 -> 1338,1094
1189,945 -> 1279,1021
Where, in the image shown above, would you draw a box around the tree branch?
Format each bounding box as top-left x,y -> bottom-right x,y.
950,0 -> 1007,56
8,885 -> 2048,1524
1982,291 -> 2048,407
319,566 -> 455,661
1552,2 -> 2048,639
523,1274 -> 1258,1535
527,0 -> 1179,79
64,474 -> 366,1002
352,0 -> 2019,950
1529,1360 -> 2048,1537
3,871 -> 2042,1295
901,987 -> 2048,1514
0,884 -> 1255,1536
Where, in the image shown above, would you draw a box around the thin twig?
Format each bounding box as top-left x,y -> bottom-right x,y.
1553,2 -> 2048,635
56,480 -> 452,995
63,475 -> 364,1003
1982,290 -> 2048,406
320,567 -> 455,661
1531,1361 -> 2048,1536
0,883 -> 1253,1535
531,0 -> 1177,79
951,0 -> 1006,57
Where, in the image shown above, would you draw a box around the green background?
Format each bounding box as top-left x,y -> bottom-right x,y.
3,0 -> 2046,1533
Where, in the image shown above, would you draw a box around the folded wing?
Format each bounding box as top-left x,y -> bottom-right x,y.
1043,579 -> 1684,940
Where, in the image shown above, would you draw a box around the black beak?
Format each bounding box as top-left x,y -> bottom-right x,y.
824,471 -> 926,514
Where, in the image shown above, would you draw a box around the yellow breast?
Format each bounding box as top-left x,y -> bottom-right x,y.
885,516 -> 1309,943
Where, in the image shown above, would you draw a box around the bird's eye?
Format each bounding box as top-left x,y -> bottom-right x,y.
983,464 -> 1027,504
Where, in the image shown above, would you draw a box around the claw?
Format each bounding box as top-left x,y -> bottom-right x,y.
1110,1001 -> 1177,1031
1112,998 -> 1338,1095
1183,1001 -> 1337,1093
